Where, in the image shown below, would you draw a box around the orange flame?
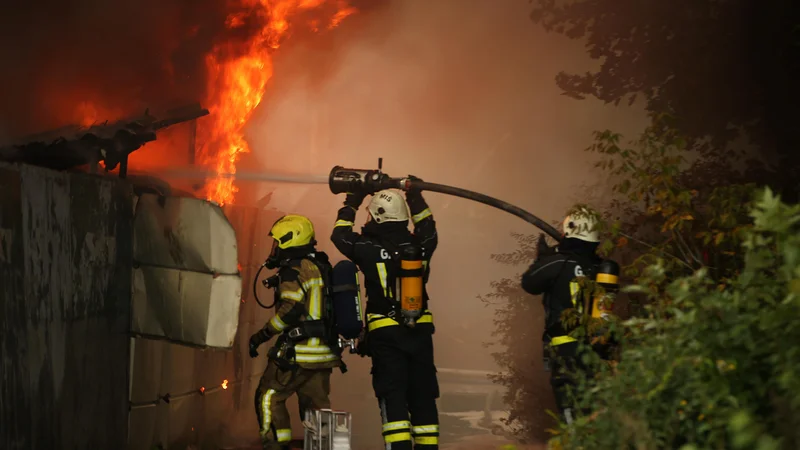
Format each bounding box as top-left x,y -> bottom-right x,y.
200,0 -> 357,205
75,101 -> 124,128
222,379 -> 229,389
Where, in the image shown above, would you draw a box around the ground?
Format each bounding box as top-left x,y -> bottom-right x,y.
221,410 -> 543,450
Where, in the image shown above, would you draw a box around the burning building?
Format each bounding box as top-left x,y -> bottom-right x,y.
0,102 -> 295,449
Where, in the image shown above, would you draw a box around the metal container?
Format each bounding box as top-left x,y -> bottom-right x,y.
303,408 -> 352,450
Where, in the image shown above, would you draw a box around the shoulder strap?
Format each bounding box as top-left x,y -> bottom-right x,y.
295,254 -> 334,318
299,254 -> 346,367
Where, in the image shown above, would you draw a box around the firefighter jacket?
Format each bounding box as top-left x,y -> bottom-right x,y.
256,257 -> 342,370
331,193 -> 438,333
520,237 -> 603,346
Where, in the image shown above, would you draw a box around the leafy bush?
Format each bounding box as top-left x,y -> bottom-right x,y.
587,117 -> 756,285
550,188 -> 800,449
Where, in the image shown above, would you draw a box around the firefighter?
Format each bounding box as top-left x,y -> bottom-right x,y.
520,206 -> 604,425
330,182 -> 440,450
248,214 -> 342,450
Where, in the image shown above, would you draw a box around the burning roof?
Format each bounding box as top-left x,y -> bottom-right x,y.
1,0 -> 365,205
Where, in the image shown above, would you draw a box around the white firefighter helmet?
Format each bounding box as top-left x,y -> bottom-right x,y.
562,206 -> 600,243
367,189 -> 410,224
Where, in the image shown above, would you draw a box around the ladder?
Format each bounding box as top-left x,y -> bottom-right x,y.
302,408 -> 352,450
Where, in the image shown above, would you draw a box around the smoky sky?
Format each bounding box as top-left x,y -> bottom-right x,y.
0,1 -> 211,136
240,0 -> 650,371
0,0 -> 647,372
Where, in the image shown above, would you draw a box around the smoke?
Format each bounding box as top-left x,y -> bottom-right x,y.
240,0 -> 650,362
150,167 -> 328,184
0,0 -> 386,141
226,2 -> 651,443
0,1 -> 204,136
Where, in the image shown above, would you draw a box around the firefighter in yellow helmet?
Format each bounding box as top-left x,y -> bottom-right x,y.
249,214 -> 342,450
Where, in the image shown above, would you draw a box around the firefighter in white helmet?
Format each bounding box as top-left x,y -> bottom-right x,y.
331,180 -> 440,449
520,206 -> 604,425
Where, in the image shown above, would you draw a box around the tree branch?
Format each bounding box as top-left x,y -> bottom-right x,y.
673,229 -> 703,266
619,231 -> 695,271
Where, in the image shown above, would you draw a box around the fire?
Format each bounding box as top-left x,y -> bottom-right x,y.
222,379 -> 229,389
200,0 -> 357,205
75,101 -> 124,128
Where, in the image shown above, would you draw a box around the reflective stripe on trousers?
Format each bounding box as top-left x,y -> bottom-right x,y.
412,424 -> 439,446
259,389 -> 276,435
276,428 -> 292,443
380,398 -> 412,448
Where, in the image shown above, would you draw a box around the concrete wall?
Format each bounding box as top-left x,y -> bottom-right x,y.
0,163 -> 133,450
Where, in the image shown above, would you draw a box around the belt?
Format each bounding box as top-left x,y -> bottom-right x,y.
367,311 -> 433,332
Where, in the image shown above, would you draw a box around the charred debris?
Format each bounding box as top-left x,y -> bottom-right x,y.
0,103 -> 208,180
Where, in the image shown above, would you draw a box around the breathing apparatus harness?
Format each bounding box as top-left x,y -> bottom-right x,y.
253,247 -> 350,382
373,233 -> 427,328
537,236 -> 620,369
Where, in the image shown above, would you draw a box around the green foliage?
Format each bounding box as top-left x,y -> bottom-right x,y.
482,121 -> 763,445
588,117 -> 757,285
481,233 -> 555,442
551,188 -> 800,449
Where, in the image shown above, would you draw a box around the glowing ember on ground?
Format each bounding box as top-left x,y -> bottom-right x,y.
200,0 -> 357,205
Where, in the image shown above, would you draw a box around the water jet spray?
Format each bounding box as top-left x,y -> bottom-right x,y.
145,167 -> 330,185
141,161 -> 562,241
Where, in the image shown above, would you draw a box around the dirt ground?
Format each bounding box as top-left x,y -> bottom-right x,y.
222,420 -> 545,450
224,436 -> 544,450
220,393 -> 546,450
440,433 -> 546,450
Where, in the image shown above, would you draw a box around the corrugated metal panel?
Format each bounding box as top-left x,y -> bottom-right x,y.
0,162 -> 132,450
131,194 -> 242,348
127,205 -> 287,450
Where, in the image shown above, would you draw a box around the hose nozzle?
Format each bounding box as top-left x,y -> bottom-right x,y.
328,164 -> 403,195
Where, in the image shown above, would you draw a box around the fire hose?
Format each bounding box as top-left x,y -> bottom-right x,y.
328,159 -> 563,241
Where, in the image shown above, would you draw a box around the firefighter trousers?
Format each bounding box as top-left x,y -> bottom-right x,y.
254,360 -> 332,450
369,324 -> 440,449
547,341 -> 593,423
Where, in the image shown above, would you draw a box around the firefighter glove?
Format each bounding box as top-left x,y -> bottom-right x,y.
536,233 -> 556,259
249,331 -> 268,358
344,191 -> 367,209
355,329 -> 371,357
405,174 -> 423,196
